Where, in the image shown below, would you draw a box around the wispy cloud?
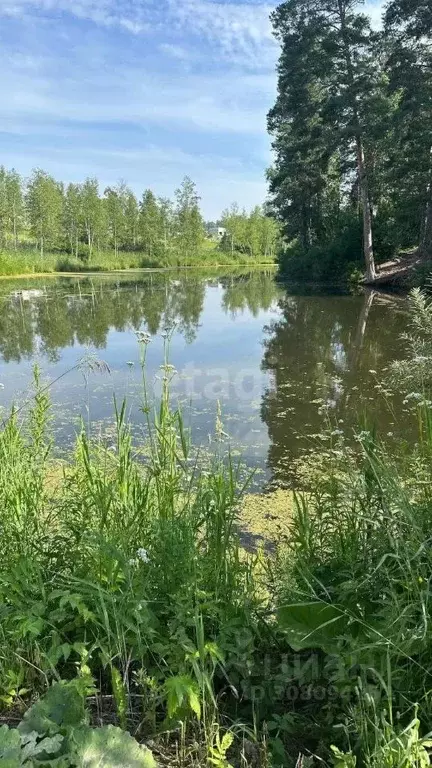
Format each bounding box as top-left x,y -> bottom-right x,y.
0,47 -> 275,135
0,0 -> 277,68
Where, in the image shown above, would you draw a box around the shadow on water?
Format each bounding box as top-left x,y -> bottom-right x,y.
260,288 -> 411,486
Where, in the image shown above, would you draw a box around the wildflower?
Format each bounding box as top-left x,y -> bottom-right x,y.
160,363 -> 177,374
369,369 -> 377,375
387,432 -> 394,437
127,361 -> 135,368
406,392 -> 422,401
331,429 -> 344,437
136,331 -> 151,345
129,558 -> 138,567
137,548 -> 150,564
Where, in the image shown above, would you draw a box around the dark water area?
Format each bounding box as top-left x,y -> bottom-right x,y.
0,269 -> 413,488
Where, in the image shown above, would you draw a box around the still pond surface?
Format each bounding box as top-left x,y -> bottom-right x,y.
0,268 -> 413,488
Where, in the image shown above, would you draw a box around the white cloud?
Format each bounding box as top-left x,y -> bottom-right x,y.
168,0 -> 277,68
0,49 -> 275,135
0,0 -> 277,68
0,0 -> 150,30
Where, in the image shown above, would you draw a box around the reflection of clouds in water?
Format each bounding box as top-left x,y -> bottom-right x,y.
330,341 -> 347,370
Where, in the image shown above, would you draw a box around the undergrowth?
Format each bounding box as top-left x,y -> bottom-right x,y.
0,245 -> 275,277
1,292 -> 432,766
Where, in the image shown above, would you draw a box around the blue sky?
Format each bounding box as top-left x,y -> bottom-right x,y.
0,0 -> 384,219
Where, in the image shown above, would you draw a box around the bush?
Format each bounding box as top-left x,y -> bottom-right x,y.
278,219 -> 362,284
0,680 -> 156,767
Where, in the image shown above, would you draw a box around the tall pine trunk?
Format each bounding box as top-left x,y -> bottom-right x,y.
338,0 -> 376,282
356,138 -> 376,280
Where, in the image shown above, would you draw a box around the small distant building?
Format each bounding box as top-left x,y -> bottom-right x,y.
207,225 -> 226,240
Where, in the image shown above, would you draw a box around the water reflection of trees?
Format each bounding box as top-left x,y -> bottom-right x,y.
0,270 -> 281,363
221,270 -> 280,316
261,291 -> 408,486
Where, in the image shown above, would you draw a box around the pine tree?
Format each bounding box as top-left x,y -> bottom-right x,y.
385,0 -> 432,254
269,0 -> 381,279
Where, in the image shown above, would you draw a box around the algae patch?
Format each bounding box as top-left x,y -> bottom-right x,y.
240,489 -> 293,549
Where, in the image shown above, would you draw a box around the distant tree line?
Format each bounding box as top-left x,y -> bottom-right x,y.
0,170 -> 205,262
0,168 -> 279,266
268,0 -> 432,281
220,204 -> 281,260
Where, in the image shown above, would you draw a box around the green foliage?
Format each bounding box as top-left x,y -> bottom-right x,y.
26,170 -> 63,260
277,601 -> 345,653
208,730 -> 234,767
220,203 -> 280,260
0,344 -> 262,764
18,682 -> 86,737
71,725 -> 156,768
174,176 -> 205,258
4,293 -> 432,765
0,682 -> 156,767
279,215 -> 362,283
390,287 -> 432,392
269,0 -> 432,281
0,168 -> 277,273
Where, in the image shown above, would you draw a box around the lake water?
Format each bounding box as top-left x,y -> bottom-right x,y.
0,269 -> 413,488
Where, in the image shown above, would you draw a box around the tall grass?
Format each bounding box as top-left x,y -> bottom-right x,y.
0,339 -> 264,765
2,291 -> 432,766
0,243 -> 275,277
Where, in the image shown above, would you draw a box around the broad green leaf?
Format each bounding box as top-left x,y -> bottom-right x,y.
0,724 -> 21,766
277,601 -> 345,652
187,688 -> 201,720
71,725 -> 156,768
21,731 -> 64,761
18,682 -> 86,736
165,675 -> 198,719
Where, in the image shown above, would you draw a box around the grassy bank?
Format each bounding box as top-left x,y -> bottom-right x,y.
2,294 -> 432,766
0,243 -> 275,277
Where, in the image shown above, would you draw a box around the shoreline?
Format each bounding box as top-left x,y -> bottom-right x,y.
0,263 -> 277,281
